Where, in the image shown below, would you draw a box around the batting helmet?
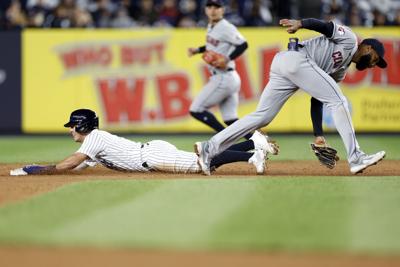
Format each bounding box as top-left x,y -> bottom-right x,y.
64,109 -> 99,134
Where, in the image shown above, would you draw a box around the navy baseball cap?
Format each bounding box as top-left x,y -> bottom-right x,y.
206,0 -> 224,7
361,38 -> 387,68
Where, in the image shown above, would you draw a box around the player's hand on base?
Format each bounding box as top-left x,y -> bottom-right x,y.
9,165 -> 54,176
279,19 -> 302,34
10,167 -> 28,176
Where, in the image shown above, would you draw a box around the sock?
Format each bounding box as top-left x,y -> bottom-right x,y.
190,111 -> 225,132
211,150 -> 252,169
227,140 -> 254,152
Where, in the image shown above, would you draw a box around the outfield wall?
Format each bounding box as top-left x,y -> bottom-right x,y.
1,28 -> 399,134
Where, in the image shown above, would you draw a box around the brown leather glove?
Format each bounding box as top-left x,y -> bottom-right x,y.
202,50 -> 228,69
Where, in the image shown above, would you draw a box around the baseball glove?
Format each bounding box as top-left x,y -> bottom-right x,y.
310,143 -> 339,169
202,50 -> 228,69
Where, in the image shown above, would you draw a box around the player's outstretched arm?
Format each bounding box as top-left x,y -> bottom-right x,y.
280,18 -> 334,37
310,97 -> 324,137
55,152 -> 88,171
10,152 -> 88,176
279,19 -> 302,34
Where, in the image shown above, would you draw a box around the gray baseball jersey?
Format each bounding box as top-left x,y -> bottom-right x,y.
78,129 -> 200,173
205,22 -> 367,166
301,23 -> 357,82
190,18 -> 246,122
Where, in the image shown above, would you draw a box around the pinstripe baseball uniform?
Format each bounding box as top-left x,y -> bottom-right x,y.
78,129 -> 200,173
203,21 -> 371,166
190,18 -> 246,122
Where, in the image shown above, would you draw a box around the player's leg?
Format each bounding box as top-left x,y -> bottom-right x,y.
286,53 -> 384,171
210,149 -> 266,174
205,72 -> 297,158
189,74 -> 231,132
220,88 -> 253,140
143,140 -> 200,173
225,130 -> 279,155
195,52 -> 297,174
143,140 -> 262,174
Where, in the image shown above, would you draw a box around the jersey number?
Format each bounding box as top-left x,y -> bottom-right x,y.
332,51 -> 343,68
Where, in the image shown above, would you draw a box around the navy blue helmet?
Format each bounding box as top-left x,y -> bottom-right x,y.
64,109 -> 99,133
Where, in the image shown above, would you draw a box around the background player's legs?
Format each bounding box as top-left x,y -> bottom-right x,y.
190,72 -> 241,133
206,73 -> 297,158
190,110 -> 226,132
284,52 -> 364,164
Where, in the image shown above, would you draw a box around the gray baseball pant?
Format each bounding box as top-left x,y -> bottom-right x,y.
207,50 -> 365,165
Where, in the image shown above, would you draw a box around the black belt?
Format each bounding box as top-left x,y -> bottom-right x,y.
142,162 -> 150,168
140,143 -> 149,148
212,68 -> 234,75
140,143 -> 152,170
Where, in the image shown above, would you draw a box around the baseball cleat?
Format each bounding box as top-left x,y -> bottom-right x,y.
350,151 -> 386,174
250,130 -> 279,155
248,149 -> 266,174
194,141 -> 211,176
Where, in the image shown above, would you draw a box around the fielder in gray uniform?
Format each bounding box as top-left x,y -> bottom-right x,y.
188,0 -> 251,139
10,109 -> 278,176
195,18 -> 387,175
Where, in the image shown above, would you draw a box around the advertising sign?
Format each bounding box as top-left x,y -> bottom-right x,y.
23,28 -> 400,133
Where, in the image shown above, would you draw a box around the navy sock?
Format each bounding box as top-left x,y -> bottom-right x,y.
211,150 -> 252,169
190,111 -> 225,132
227,140 -> 254,152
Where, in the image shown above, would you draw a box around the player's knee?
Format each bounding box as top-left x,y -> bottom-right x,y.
326,97 -> 349,110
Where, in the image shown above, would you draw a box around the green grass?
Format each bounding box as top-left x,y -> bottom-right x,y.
0,134 -> 399,163
0,134 -> 399,254
0,178 -> 400,254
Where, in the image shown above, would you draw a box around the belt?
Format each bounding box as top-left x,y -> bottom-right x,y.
140,142 -> 149,148
140,143 -> 152,170
142,162 -> 150,169
287,37 -> 304,51
212,68 -> 234,75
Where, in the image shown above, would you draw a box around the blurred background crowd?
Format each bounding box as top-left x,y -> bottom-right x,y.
1,0 -> 400,30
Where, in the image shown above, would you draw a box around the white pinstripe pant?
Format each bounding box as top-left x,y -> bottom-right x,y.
141,140 -> 201,173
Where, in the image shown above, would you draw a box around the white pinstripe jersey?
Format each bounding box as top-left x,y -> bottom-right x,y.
77,129 -> 200,173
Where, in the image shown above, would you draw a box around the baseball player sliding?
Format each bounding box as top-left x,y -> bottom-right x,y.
10,109 -> 278,176
195,18 -> 387,175
187,0 -> 252,139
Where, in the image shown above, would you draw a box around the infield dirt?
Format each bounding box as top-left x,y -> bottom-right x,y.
0,160 -> 399,267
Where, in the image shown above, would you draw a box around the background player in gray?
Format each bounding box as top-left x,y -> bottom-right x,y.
195,18 -> 387,175
10,109 -> 278,176
188,0 -> 251,139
